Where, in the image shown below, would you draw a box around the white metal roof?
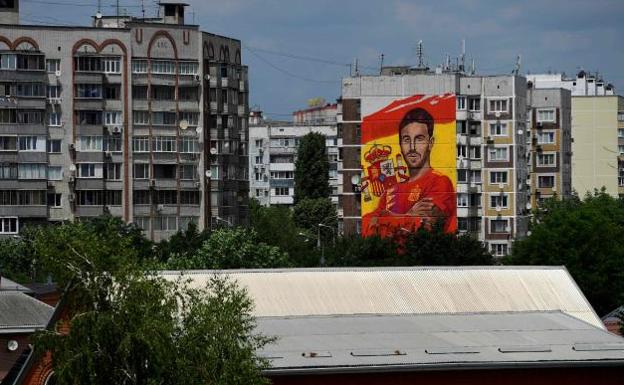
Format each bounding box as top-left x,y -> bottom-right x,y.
160,266 -> 603,328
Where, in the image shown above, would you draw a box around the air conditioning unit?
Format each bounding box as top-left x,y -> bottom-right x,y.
537,122 -> 543,128
105,150 -> 112,157
204,74 -> 211,81
194,181 -> 201,188
552,186 -> 557,192
495,111 -> 501,118
149,179 -> 156,187
112,126 -> 122,134
47,181 -> 54,187
68,176 -> 75,183
69,143 -> 75,151
195,75 -> 201,82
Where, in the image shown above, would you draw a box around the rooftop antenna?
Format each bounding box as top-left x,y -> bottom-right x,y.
116,0 -> 120,25
354,58 -> 360,76
416,40 -> 425,69
379,53 -> 384,75
445,53 -> 450,71
141,0 -> 145,19
95,0 -> 102,19
460,38 -> 466,72
470,58 -> 476,75
512,55 -> 521,75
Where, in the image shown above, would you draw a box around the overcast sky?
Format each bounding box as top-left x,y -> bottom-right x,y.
20,0 -> 624,119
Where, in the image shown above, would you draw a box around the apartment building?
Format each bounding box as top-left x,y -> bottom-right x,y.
0,1 -> 249,240
527,87 -> 573,207
249,111 -> 339,207
339,69 -> 529,256
528,72 -> 623,196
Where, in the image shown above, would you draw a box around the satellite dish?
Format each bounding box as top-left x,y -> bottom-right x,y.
210,147 -> 217,155
179,119 -> 189,130
350,174 -> 360,185
205,170 -> 212,178
517,129 -> 523,135
195,126 -> 202,134
69,164 -> 76,172
96,11 -> 102,19
7,340 -> 18,352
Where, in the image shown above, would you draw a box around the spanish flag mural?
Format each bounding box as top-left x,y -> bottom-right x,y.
361,94 -> 457,237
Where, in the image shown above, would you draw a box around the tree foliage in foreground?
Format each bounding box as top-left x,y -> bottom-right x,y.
506,191 -> 624,316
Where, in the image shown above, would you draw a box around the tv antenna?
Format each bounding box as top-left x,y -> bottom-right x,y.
512,55 -> 521,75
416,40 -> 425,69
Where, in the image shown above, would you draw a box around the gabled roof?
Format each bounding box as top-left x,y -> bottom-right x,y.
0,277 -> 32,293
258,311 -> 624,373
0,292 -> 53,333
160,266 -> 603,328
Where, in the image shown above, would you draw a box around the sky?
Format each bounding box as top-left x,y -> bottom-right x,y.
18,0 -> 624,120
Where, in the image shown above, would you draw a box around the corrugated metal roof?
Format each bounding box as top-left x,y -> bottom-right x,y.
0,277 -> 32,293
256,311 -> 624,373
0,291 -> 53,331
160,267 -> 602,328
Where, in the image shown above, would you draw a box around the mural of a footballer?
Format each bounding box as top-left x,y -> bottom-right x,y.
361,94 -> 457,237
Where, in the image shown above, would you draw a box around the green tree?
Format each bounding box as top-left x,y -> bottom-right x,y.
324,234 -> 397,267
294,132 -> 330,203
166,228 -> 290,270
505,191 -> 624,316
154,222 -> 210,264
36,271 -> 271,385
293,197 -> 337,231
0,226 -> 40,282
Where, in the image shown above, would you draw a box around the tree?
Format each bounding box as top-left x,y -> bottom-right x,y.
324,234 -> 397,267
505,191 -> 624,316
294,132 -> 330,203
0,226 -> 40,282
166,228 -> 290,270
36,271 -> 272,385
293,197 -> 337,231
154,222 -> 210,264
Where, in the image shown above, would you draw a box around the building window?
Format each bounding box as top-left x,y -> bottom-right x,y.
537,131 -> 555,144
16,83 -> 45,97
490,194 -> 508,209
538,175 -> 555,188
104,163 -> 122,180
488,147 -> 508,161
537,109 -> 555,122
133,111 -> 149,125
132,137 -> 150,152
103,57 -> 121,74
79,136 -> 103,151
179,216 -> 198,231
469,170 -> 481,183
179,137 -> 199,153
18,136 -> 43,151
104,85 -> 120,100
489,122 -> 507,136
180,112 -> 199,126
490,219 -> 508,233
103,136 -> 122,152
255,139 -> 263,148
179,62 -> 198,75
47,85 -> 61,99
619,128 -> 624,139
489,99 -> 508,113
78,163 -> 100,178
274,187 -> 289,196
76,84 -> 102,98
457,169 -> 467,183
457,145 -> 467,158
490,171 -> 508,184
468,98 -> 480,111
153,136 -> 176,152
77,190 -> 104,206
132,60 -> 148,74
0,136 -> 16,151
18,163 -> 47,179
134,163 -> 149,179
0,54 -> 16,70
151,112 -> 176,125
154,216 -> 177,231
0,163 -> 17,179
456,96 -> 466,110
270,171 -> 294,179
77,111 -> 102,125
179,164 -> 197,180
491,243 -> 509,257
48,112 -> 61,126
134,216 -> 150,231
46,59 -> 61,73
47,166 -> 63,180
536,153 -> 556,166
619,145 -> 624,155
133,190 -> 150,204
151,60 -> 176,74
469,145 -> 481,159
457,193 -> 468,207
74,56 -> 102,72
104,111 -> 122,126
47,193 -> 62,208
0,217 -> 18,234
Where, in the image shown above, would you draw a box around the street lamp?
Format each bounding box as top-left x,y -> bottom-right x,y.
317,223 -> 336,267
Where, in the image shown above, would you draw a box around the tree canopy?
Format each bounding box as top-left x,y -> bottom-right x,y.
293,132 -> 331,203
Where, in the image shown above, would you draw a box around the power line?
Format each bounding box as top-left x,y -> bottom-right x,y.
21,0 -> 145,8
244,45 -> 379,71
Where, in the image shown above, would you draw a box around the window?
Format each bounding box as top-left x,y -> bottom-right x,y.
490,194 -> 508,209
537,109 -> 555,122
179,62 -> 198,75
16,55 -> 45,70
0,217 -> 18,234
470,193 -> 481,208
490,171 -> 508,184
77,190 -> 104,206
489,122 -> 507,136
274,187 -> 289,196
179,164 -> 197,180
179,87 -> 199,101
457,145 -> 467,158
152,112 -> 176,125
0,190 -> 46,205
491,243 -> 509,257
134,216 -> 150,230
16,83 -> 45,97
537,131 -> 555,144
0,109 -> 16,123
47,166 -> 62,180
103,57 -> 121,74
79,136 -> 103,151
619,128 -> 624,139
46,59 -> 61,73
0,163 -> 17,179
1,54 -> 16,70
104,85 -> 120,100
179,137 -> 199,153
468,98 -> 480,111
456,96 -> 466,110
18,136 -> 43,151
104,163 -> 121,180
490,219 -> 508,233
469,145 -> 481,159
489,99 -> 508,113
457,169 -> 467,183
469,170 -> 481,183
0,136 -> 16,151
488,147 -> 508,161
78,163 -> 99,178
77,111 -> 102,125
180,112 -> 199,126
154,216 -> 177,231
47,85 -> 61,99
47,193 -> 62,208
18,110 -> 43,124
153,136 -> 176,152
179,216 -> 198,231
133,111 -> 149,125
76,84 -> 102,98
18,163 -> 46,179
105,190 -> 122,205
270,171 -> 294,179
103,136 -> 122,152
132,60 -> 148,74
180,190 -> 200,205
74,56 -> 102,72
134,163 -> 149,179
457,193 -> 468,207
104,111 -> 122,126
536,153 -> 556,166
151,60 -> 176,74
538,175 -> 555,188
48,112 -> 61,126
132,137 -> 150,152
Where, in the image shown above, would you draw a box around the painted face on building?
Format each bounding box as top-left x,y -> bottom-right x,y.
399,122 -> 434,171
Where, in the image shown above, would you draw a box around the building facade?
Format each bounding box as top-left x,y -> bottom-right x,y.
249,111 -> 339,207
528,72 -> 623,196
527,88 -> 573,207
339,70 -> 529,256
0,1 -> 249,240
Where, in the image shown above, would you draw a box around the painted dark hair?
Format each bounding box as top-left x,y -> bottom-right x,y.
399,107 -> 434,138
